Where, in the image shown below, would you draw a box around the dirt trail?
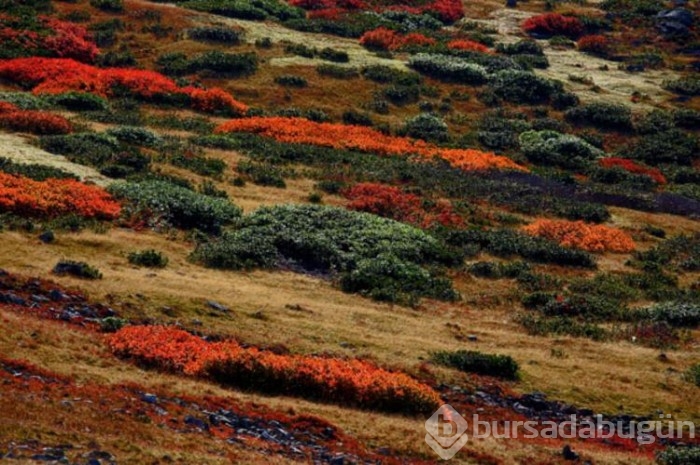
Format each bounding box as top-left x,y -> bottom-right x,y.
0,133 -> 111,186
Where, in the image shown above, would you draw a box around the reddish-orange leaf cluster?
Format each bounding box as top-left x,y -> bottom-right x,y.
577,34 -> 609,55
290,0 -> 463,23
0,58 -> 247,115
108,325 -> 441,413
522,13 -> 583,39
0,15 -> 99,63
0,172 -> 121,219
215,117 -> 527,172
446,39 -> 490,53
522,219 -> 635,253
343,182 -> 464,228
0,101 -> 72,135
598,157 -> 666,184
359,27 -> 436,50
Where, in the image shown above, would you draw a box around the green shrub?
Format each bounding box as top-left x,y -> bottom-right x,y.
90,0 -> 123,12
316,64 -> 359,79
40,132 -> 122,169
672,108 -> 700,129
188,51 -> 258,76
432,350 -> 519,380
319,47 -> 349,63
446,229 -> 596,268
496,40 -> 544,56
381,84 -> 420,105
128,249 -> 169,268
0,92 -> 48,110
192,204 -> 460,303
684,364 -> 700,387
108,180 -> 242,233
106,126 -> 163,148
489,70 -> 560,104
284,42 -> 316,58
402,113 -> 449,143
468,260 -> 530,279
342,110 -> 373,127
182,0 -> 304,21
663,77 -> 700,96
361,65 -> 422,85
0,157 -> 78,181
621,130 -> 697,166
517,314 -> 608,341
408,53 -> 488,85
53,260 -> 102,279
274,75 -> 308,87
237,161 -> 286,188
519,130 -> 604,170
656,446 -> 700,465
99,317 -> 127,333
565,102 -> 633,131
187,25 -> 242,43
47,92 -> 109,111
169,152 -> 226,178
639,302 -> 700,328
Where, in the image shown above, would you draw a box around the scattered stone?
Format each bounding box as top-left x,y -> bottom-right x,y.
467,334 -> 478,341
562,445 -> 580,461
206,300 -> 229,312
38,230 -> 55,244
141,393 -> 158,404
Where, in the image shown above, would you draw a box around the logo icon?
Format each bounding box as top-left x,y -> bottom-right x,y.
425,404 -> 469,460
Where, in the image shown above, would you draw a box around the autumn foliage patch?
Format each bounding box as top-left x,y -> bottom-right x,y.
290,0 -> 463,23
215,117 -> 526,172
446,39 -> 490,53
522,219 -> 635,253
108,325 -> 441,414
359,27 -> 436,51
0,58 -> 248,115
577,34 -> 610,55
598,157 -> 666,185
0,101 -> 72,135
0,172 -> 121,219
522,13 -> 584,39
343,182 -> 463,228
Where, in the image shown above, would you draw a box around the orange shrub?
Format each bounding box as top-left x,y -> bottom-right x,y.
108,325 -> 441,414
0,58 -> 247,115
0,110 -> 72,135
598,157 -> 666,184
215,117 -> 527,172
447,39 -> 489,53
577,34 -> 609,55
522,219 -> 635,253
522,13 -> 583,39
0,172 -> 121,219
359,27 -> 399,50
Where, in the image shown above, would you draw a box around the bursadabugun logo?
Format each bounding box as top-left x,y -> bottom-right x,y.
424,404 -> 469,460
426,404 -> 697,460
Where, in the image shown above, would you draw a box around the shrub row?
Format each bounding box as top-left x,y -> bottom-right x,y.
108,325 -> 441,414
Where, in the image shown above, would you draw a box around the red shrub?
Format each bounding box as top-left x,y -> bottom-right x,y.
428,0 -> 464,23
359,27 -> 399,50
183,86 -> 249,115
447,39 -> 490,53
215,117 -> 528,172
577,34 -> 609,55
0,172 -> 121,219
0,110 -> 72,135
343,182 -> 463,228
522,13 -> 584,39
398,32 -> 437,49
40,16 -> 99,63
108,325 -> 441,414
522,219 -> 635,253
0,58 -> 247,115
598,157 -> 666,184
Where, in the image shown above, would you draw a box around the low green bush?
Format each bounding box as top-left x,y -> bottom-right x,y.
236,161 -> 286,188
319,47 -> 349,63
519,130 -> 604,170
187,25 -> 242,43
274,75 -> 308,87
432,350 -> 519,380
684,364 -> 700,387
621,129 -> 697,166
565,102 -> 633,131
192,204 -> 460,303
316,64 -> 359,79
90,0 -> 123,12
402,113 -> 449,143
53,260 -> 102,279
489,70 -> 560,105
656,446 -> 700,465
106,126 -> 163,148
0,157 -> 78,181
128,249 -> 169,268
663,77 -> 700,96
361,65 -> 422,85
468,260 -> 530,279
47,92 -> 109,112
108,180 -> 242,233
408,53 -> 488,85
639,301 -> 700,328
